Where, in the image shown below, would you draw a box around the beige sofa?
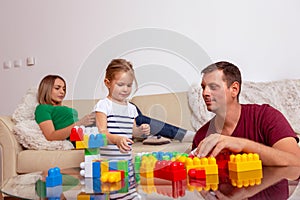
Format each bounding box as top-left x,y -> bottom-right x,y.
0,92 -> 193,186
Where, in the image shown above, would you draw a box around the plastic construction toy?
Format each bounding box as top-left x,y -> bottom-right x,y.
101,170 -> 125,183
45,167 -> 62,187
228,153 -> 262,172
154,160 -> 187,181
183,156 -> 218,175
229,169 -> 263,188
70,126 -> 107,149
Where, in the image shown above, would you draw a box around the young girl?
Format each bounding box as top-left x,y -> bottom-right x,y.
94,59 -> 150,199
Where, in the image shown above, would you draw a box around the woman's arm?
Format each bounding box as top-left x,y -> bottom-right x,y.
38,113 -> 95,141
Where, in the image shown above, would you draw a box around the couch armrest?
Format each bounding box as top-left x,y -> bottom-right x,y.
0,116 -> 22,186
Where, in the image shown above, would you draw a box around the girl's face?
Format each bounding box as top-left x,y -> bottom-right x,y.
106,71 -> 134,104
51,78 -> 66,105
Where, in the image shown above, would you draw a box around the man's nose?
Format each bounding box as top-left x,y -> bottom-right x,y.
202,87 -> 210,96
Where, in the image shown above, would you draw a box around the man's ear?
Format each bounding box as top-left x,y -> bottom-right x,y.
231,81 -> 240,98
104,78 -> 110,88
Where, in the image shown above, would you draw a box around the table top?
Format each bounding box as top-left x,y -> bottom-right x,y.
1,146 -> 300,199
2,165 -> 300,199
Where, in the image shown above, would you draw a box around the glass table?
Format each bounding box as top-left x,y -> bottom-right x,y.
1,165 -> 300,199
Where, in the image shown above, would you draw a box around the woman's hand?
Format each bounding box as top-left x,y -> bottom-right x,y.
115,136 -> 134,153
77,112 -> 96,126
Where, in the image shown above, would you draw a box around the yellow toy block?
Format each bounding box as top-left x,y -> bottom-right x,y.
228,153 -> 262,172
182,156 -> 218,175
229,169 -> 263,188
77,193 -> 90,200
185,157 -> 202,172
200,157 -> 218,175
205,174 -> 219,191
101,171 -> 121,183
76,135 -> 89,149
140,155 -> 157,178
101,161 -> 109,174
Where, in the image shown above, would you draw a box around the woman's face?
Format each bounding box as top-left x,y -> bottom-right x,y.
51,78 -> 66,105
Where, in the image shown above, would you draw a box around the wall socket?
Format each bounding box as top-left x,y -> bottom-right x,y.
3,61 -> 12,69
14,60 -> 22,68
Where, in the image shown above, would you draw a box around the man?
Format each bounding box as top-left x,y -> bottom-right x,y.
192,61 -> 300,166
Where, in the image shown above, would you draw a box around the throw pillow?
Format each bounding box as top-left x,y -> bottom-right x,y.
12,88 -> 74,150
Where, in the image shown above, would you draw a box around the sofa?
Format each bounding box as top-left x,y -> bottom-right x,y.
0,91 -> 194,186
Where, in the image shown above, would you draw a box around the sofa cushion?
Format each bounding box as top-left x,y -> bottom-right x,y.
17,149 -> 84,173
12,88 -> 74,150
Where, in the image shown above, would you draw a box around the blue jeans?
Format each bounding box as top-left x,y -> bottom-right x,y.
133,103 -> 187,141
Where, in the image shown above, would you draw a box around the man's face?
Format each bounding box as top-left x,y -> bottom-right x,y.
201,70 -> 230,114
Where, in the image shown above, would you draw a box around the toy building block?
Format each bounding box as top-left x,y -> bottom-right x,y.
140,155 -> 157,178
228,153 -> 262,172
229,169 -> 263,188
187,177 -> 206,192
70,126 -> 84,141
185,156 -> 218,175
80,151 -> 101,177
205,174 -> 219,191
188,168 -> 206,179
89,133 -> 107,148
100,170 -> 125,183
140,176 -> 156,195
46,185 -> 62,199
46,167 -> 62,187
76,134 -> 89,149
154,160 -> 187,181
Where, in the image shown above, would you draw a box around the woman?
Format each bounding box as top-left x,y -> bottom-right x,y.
35,75 -> 95,141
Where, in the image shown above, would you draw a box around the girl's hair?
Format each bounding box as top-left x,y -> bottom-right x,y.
37,75 -> 66,104
105,58 -> 137,87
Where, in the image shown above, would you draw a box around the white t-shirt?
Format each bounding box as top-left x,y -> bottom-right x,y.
93,98 -> 138,158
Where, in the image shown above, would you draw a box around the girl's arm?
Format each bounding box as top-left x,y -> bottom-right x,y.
95,111 -> 132,152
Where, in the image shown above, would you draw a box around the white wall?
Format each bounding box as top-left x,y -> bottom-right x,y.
1,0 -> 300,115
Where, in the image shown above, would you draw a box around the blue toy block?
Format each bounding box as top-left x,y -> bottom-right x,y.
88,134 -> 107,148
92,161 -> 101,178
46,167 -> 62,187
109,160 -> 118,171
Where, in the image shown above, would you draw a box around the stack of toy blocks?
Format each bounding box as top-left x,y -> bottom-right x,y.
83,159 -> 129,193
135,152 -> 188,198
45,167 -> 63,199
179,155 -> 219,191
228,153 -> 263,188
70,126 -> 107,149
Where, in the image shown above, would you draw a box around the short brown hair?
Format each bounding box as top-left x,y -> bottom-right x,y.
202,61 -> 242,100
37,75 -> 66,104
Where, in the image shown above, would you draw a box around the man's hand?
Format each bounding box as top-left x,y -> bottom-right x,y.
192,134 -> 246,157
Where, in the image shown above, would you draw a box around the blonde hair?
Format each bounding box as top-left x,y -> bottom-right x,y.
37,75 -> 66,104
105,58 -> 137,87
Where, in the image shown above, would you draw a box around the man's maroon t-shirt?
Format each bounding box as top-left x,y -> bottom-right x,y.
192,104 -> 299,150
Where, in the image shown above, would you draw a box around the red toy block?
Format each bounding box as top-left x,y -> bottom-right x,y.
70,127 -> 84,141
154,161 -> 186,181
188,168 -> 205,179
